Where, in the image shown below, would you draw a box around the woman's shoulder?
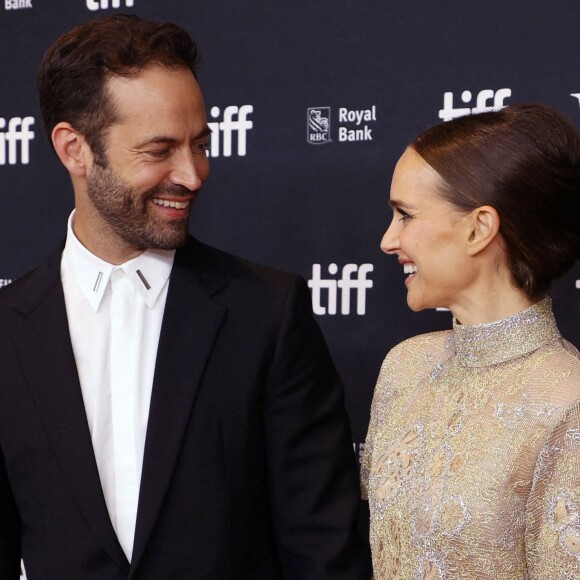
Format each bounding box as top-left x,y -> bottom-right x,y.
375,330 -> 454,388
384,329 -> 455,365
532,337 -> 580,382
534,338 -> 580,408
557,337 -> 580,363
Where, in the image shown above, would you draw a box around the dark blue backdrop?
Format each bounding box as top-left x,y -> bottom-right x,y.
1,0 -> 579,478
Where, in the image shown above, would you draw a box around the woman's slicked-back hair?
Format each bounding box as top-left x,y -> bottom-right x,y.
412,103 -> 580,298
37,14 -> 201,163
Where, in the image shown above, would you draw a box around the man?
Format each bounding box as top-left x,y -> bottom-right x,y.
0,14 -> 370,580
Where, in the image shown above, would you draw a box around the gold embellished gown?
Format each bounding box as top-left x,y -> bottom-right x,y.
361,297 -> 580,579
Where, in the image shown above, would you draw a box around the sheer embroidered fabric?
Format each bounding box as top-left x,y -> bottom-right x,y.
362,297 -> 580,579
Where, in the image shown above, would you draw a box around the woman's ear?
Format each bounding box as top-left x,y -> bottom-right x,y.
51,122 -> 92,176
466,205 -> 501,256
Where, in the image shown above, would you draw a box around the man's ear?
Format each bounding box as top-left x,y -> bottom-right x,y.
466,205 -> 501,256
51,122 -> 92,176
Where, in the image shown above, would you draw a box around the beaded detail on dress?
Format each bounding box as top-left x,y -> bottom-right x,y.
362,297 -> 580,579
453,297 -> 561,368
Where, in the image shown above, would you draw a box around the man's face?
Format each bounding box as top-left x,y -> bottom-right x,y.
80,65 -> 210,259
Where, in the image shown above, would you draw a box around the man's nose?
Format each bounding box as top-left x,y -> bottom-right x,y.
170,150 -> 207,191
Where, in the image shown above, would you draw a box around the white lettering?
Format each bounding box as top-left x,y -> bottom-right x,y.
308,263 -> 373,315
439,89 -> 511,122
208,105 -> 253,158
338,106 -> 376,126
5,0 -> 32,8
309,132 -> 328,143
438,90 -> 472,122
87,0 -> 134,11
337,264 -> 373,314
352,442 -> 365,464
0,116 -> 35,165
308,264 -> 338,315
338,126 -> 372,142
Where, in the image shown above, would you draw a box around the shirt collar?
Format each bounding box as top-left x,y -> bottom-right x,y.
62,211 -> 175,311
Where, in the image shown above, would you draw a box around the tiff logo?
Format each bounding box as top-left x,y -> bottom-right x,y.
87,0 -> 134,9
208,105 -> 253,158
308,263 -> 373,315
353,442 -> 365,465
438,88 -> 511,122
0,117 -> 34,165
0,279 -> 12,288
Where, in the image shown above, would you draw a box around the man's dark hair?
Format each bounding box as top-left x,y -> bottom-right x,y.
412,103 -> 580,298
37,14 -> 201,163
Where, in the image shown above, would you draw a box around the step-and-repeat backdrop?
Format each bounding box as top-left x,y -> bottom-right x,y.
2,3 -> 580,575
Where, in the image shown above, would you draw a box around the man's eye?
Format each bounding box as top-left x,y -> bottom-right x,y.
146,149 -> 170,159
194,141 -> 210,153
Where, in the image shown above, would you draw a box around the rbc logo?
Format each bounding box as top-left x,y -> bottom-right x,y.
438,89 -> 511,122
308,263 -> 373,315
86,0 -> 134,10
307,107 -> 331,145
0,117 -> 35,166
207,105 -> 253,158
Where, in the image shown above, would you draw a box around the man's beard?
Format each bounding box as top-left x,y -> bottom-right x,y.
86,162 -> 194,251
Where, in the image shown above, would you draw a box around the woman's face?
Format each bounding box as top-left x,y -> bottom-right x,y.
380,148 -> 475,313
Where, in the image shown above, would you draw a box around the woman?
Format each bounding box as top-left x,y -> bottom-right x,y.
361,103 -> 580,579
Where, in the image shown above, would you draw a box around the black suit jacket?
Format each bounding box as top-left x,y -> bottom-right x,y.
0,237 -> 370,579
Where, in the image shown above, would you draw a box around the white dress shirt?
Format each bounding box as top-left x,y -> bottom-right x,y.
60,212 -> 174,562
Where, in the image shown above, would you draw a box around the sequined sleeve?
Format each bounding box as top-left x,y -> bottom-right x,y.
360,357 -> 385,501
361,347 -> 402,501
361,337 -> 434,502
360,408 -> 373,500
526,400 -> 580,577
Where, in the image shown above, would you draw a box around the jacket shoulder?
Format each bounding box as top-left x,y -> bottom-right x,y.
0,243 -> 64,317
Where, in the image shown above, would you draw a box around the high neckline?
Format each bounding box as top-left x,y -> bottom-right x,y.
452,296 -> 561,368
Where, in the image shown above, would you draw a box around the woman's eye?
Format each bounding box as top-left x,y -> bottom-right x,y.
398,210 -> 412,222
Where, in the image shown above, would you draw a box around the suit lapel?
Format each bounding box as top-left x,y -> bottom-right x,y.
11,248 -> 129,571
130,240 -> 228,573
